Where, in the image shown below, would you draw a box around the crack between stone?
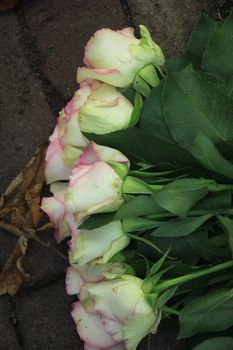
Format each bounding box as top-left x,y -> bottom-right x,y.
119,0 -> 137,32
9,297 -> 25,349
217,0 -> 233,18
18,272 -> 66,297
14,1 -> 66,117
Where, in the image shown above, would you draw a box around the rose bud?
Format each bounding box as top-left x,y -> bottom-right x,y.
65,262 -> 128,295
69,221 -> 130,266
72,274 -> 161,350
77,26 -> 164,88
41,182 -> 78,242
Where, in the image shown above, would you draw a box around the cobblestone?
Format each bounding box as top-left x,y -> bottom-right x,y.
0,296 -> 20,350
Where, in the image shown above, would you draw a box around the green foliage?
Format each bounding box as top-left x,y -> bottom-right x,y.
179,289 -> 233,338
202,11 -> 233,93
81,12 -> 233,348
192,337 -> 233,350
153,178 -> 209,217
151,215 -> 212,238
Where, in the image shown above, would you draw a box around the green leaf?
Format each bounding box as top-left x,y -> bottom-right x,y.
192,337 -> 233,350
133,74 -> 150,97
122,217 -> 161,232
184,13 -> 218,69
122,87 -> 135,103
179,288 -> 233,338
163,66 -> 233,153
140,83 -> 173,141
150,267 -> 172,285
153,178 -> 209,217
157,286 -> 178,308
218,215 -> 233,255
202,12 -> 233,86
84,128 -> 203,172
122,176 -> 154,194
138,64 -> 160,87
149,248 -> 170,276
165,14 -> 217,72
127,233 -> 165,256
194,191 -> 232,211
142,234 -> 200,266
165,57 -> 187,72
191,132 -> 233,179
129,92 -> 143,127
151,214 -> 212,238
188,233 -> 229,262
79,212 -> 114,230
114,195 -> 164,220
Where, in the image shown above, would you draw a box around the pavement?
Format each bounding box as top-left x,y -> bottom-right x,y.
0,0 -> 232,349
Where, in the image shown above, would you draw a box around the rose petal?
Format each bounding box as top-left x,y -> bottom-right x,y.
71,302 -> 116,348
65,266 -> 84,295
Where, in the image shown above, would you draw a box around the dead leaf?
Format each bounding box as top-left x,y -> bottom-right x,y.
0,145 -> 50,295
0,0 -> 19,12
0,145 -> 47,237
26,183 -> 44,228
0,236 -> 30,296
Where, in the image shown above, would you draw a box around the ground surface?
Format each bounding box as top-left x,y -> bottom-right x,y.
0,0 -> 233,349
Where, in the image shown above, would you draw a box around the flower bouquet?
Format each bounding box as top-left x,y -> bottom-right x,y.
42,11 -> 233,350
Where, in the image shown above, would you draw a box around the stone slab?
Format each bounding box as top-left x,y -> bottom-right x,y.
0,229 -> 18,269
15,281 -> 80,349
0,12 -> 54,194
127,0 -> 219,57
0,296 -> 20,350
23,0 -> 129,101
22,230 -> 68,290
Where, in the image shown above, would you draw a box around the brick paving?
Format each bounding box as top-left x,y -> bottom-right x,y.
0,1 -> 232,349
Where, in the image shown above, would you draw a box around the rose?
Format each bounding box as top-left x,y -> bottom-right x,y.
77,26 -> 164,88
43,143 -> 129,239
76,81 -> 133,134
69,221 -> 130,266
45,80 -> 133,183
71,274 -> 161,350
65,161 -> 124,218
65,157 -> 129,222
65,263 -> 128,295
45,126 -> 74,184
41,182 -> 78,242
59,80 -> 133,149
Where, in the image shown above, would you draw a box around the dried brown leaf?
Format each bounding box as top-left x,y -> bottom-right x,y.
0,145 -> 47,237
0,145 -> 50,295
0,0 -> 19,12
37,222 -> 54,231
0,145 -> 46,210
0,236 -> 30,296
26,183 -> 44,228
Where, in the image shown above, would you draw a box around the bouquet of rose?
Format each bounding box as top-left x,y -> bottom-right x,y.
42,12 -> 233,350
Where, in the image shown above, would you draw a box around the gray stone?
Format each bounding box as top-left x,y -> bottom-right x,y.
139,319 -> 182,350
0,12 -> 54,194
0,296 -> 20,350
127,0 -> 218,57
15,281 -> 81,349
0,229 -> 18,269
22,230 -> 68,290
23,0 -> 129,100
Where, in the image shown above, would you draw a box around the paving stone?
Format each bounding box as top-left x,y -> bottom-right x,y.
0,229 -> 18,269
15,281 -> 81,350
23,0 -> 129,101
139,318 -> 182,350
0,12 -> 54,194
22,230 -> 69,289
0,296 -> 20,350
127,0 -> 219,57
